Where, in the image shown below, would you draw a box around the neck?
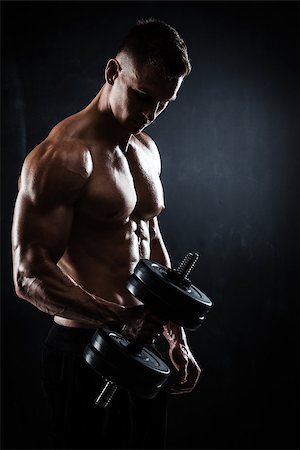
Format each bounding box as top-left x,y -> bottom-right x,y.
88,84 -> 132,150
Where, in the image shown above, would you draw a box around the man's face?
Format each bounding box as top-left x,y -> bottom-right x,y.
109,57 -> 183,134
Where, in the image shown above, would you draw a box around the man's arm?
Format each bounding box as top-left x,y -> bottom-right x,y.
12,141 -> 122,327
149,216 -> 201,393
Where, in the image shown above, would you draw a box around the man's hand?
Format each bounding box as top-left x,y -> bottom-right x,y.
110,304 -> 165,346
163,323 -> 201,394
169,342 -> 201,394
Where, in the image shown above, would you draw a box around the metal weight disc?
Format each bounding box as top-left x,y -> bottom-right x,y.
91,329 -> 170,383
127,259 -> 212,328
134,260 -> 212,314
127,274 -> 204,330
83,329 -> 170,399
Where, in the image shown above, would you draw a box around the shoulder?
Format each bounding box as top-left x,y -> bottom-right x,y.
136,132 -> 159,155
135,132 -> 161,173
25,137 -> 93,177
20,138 -> 93,206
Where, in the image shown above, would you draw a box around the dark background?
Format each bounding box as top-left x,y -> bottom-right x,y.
1,1 -> 298,449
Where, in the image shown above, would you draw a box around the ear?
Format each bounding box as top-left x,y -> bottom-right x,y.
105,59 -> 121,85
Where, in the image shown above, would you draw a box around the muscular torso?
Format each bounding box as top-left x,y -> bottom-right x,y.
50,111 -> 165,326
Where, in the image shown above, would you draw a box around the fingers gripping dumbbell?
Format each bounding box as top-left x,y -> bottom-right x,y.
83,252 -> 212,407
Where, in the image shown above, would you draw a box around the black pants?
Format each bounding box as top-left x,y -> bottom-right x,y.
42,323 -> 168,449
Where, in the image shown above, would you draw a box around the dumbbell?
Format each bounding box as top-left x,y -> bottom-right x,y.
83,252 -> 212,407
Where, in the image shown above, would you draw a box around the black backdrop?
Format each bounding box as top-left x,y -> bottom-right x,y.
1,1 -> 298,449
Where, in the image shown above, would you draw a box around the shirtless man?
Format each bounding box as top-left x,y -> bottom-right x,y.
11,19 -> 200,448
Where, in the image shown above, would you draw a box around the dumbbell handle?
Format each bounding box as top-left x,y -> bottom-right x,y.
95,380 -> 118,407
177,252 -> 199,279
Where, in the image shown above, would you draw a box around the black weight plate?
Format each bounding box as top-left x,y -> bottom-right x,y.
135,260 -> 212,312
127,266 -> 211,321
132,259 -> 212,316
86,329 -> 170,385
127,275 -> 204,330
96,329 -> 170,381
84,345 -> 162,399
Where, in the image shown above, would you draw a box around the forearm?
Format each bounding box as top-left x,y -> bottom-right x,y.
14,253 -> 117,327
150,234 -> 171,268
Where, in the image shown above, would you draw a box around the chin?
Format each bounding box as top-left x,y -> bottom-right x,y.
131,123 -> 145,134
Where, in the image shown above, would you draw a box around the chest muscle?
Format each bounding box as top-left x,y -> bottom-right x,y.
77,147 -> 164,224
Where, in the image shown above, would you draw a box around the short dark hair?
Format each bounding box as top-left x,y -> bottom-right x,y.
117,18 -> 192,79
